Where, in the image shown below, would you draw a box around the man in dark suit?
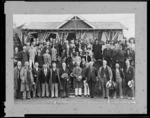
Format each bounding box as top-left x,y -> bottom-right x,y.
85,61 -> 98,98
124,59 -> 135,100
21,46 -> 29,66
14,61 -> 22,99
32,62 -> 41,98
68,59 -> 76,89
49,62 -> 62,98
34,49 -> 44,69
40,64 -> 50,98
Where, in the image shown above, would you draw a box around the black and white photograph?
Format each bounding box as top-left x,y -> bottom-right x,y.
13,13 -> 135,100
5,2 -> 147,116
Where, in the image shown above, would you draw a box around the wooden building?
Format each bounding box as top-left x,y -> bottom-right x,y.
20,15 -> 128,44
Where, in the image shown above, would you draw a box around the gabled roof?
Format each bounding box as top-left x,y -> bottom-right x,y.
22,15 -> 128,30
22,22 -> 60,30
56,15 -> 96,29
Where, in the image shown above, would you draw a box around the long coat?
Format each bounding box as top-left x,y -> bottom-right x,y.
59,68 -> 70,90
93,43 -> 102,59
20,67 -> 33,92
21,51 -> 29,66
14,67 -> 22,91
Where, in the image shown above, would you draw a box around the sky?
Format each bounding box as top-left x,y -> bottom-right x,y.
13,14 -> 135,39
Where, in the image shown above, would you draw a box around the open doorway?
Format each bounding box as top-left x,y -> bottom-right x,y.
66,32 -> 76,42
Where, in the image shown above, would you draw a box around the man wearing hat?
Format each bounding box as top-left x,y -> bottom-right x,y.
98,60 -> 113,99
124,59 -> 135,100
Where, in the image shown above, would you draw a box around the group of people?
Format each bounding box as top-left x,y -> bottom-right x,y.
14,37 -> 135,100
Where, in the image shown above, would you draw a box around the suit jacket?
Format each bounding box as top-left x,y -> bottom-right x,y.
34,54 -> 44,67
85,66 -> 97,82
32,68 -> 41,83
59,68 -> 70,80
98,66 -> 113,81
80,61 -> 86,69
93,43 -> 102,59
124,66 -> 135,83
68,62 -> 76,73
72,66 -> 83,81
49,68 -> 62,90
21,51 -> 29,66
103,48 -> 112,60
40,68 -> 50,83
20,67 -> 33,91
20,67 -> 33,83
14,67 -> 22,91
14,51 -> 22,62
112,68 -> 125,82
60,68 -> 70,89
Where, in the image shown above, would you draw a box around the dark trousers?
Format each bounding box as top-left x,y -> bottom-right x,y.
16,78 -> 22,99
62,79 -> 69,97
70,77 -> 74,89
88,80 -> 95,97
125,83 -> 135,97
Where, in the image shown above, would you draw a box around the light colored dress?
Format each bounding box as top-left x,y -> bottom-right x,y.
51,47 -> 57,61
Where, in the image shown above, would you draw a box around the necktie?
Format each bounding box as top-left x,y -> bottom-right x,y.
18,69 -> 20,78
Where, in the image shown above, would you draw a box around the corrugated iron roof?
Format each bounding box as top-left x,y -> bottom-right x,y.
90,22 -> 127,30
22,21 -> 127,30
22,22 -> 60,30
